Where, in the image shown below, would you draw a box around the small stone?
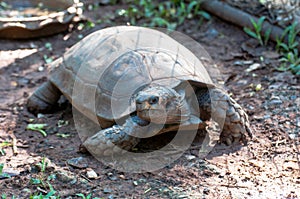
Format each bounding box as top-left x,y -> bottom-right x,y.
133,181 -> 138,186
38,66 -> 44,72
185,155 -> 196,161
269,84 -> 281,90
10,81 -> 18,87
67,157 -> 88,169
203,187 -> 210,194
108,175 -> 117,181
103,188 -> 112,193
37,113 -> 44,118
56,170 -> 76,183
289,134 -> 297,139
119,174 -> 126,180
296,98 -> 300,107
269,99 -> 283,105
0,168 -> 20,179
234,60 -> 253,65
86,168 -> 98,179
245,63 -> 261,72
262,51 -> 280,59
108,195 -> 115,199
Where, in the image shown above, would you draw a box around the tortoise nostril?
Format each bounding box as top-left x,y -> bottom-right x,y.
148,96 -> 159,105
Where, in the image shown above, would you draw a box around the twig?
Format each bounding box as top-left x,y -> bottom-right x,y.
9,131 -> 18,154
204,183 -> 249,189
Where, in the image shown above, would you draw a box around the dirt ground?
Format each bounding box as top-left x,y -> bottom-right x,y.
0,1 -> 299,199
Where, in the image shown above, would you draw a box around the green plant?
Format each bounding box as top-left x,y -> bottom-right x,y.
244,16 -> 271,46
0,163 -> 3,174
276,22 -> 299,52
26,123 -> 48,137
278,49 -> 300,74
0,141 -> 12,155
117,0 -> 210,30
37,157 -> 48,173
1,194 -> 15,199
0,163 -> 10,178
30,182 -> 60,199
76,193 -> 102,199
276,22 -> 300,74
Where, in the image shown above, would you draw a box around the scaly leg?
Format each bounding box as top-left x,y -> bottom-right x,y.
27,81 -> 61,114
83,116 -> 162,156
197,87 -> 252,145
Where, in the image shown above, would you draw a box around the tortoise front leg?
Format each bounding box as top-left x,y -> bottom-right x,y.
197,87 -> 252,145
83,116 -> 161,156
27,81 -> 61,114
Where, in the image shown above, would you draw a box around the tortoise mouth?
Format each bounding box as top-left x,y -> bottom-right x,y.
137,109 -> 183,124
137,109 -> 165,123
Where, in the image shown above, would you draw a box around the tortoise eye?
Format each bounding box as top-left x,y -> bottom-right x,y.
148,96 -> 159,105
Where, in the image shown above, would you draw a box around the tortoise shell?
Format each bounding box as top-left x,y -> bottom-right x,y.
48,26 -> 215,124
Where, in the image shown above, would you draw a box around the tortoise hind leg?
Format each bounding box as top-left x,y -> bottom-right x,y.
197,87 -> 252,144
27,81 -> 61,114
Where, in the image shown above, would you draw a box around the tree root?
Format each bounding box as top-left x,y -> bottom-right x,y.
201,0 -> 300,50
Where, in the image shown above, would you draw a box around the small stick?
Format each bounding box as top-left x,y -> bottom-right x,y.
9,131 -> 18,154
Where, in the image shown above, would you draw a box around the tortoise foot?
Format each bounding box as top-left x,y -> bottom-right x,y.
211,88 -> 252,144
27,94 -> 54,114
83,125 -> 140,156
27,81 -> 61,114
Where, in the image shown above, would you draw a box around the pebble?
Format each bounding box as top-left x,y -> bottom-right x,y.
56,170 -> 77,183
108,195 -> 115,199
205,28 -> 219,39
203,187 -> 210,194
269,99 -> 283,105
0,168 -> 20,179
289,134 -> 297,139
38,66 -> 44,72
185,155 -> 196,161
119,174 -> 126,180
67,157 -> 88,169
245,63 -> 261,72
103,188 -> 112,194
295,98 -> 300,106
86,168 -> 98,179
268,84 -> 281,90
37,113 -> 45,118
269,96 -> 283,105
262,51 -> 280,59
133,181 -> 138,186
234,60 -> 253,65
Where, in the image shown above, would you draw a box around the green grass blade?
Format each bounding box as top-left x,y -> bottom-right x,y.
244,27 -> 258,39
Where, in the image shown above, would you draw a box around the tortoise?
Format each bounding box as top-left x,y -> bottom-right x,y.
27,26 -> 252,157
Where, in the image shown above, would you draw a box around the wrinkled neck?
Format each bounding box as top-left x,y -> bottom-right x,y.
165,98 -> 191,123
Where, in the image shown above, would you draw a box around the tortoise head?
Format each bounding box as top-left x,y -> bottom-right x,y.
135,85 -> 191,124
